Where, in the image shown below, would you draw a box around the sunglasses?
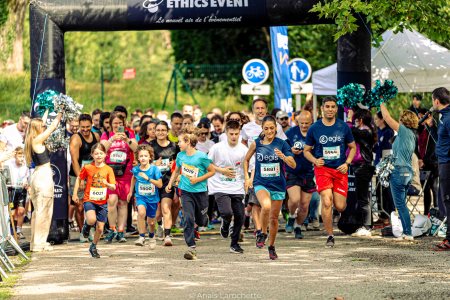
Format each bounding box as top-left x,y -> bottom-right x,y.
279,117 -> 289,121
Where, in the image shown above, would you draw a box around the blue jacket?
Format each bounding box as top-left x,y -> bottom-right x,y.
436,106 -> 450,164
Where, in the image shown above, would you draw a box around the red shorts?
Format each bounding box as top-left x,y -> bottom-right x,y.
108,176 -> 131,201
314,166 -> 348,197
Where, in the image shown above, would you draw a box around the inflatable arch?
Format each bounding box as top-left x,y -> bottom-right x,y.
30,0 -> 371,243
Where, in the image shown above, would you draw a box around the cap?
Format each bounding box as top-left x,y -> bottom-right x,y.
276,111 -> 289,119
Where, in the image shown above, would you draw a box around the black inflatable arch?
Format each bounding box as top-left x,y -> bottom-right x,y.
30,0 -> 371,243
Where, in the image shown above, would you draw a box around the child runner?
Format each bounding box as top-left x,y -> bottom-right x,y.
72,143 -> 116,258
128,145 -> 163,250
166,126 -> 215,260
244,115 -> 296,260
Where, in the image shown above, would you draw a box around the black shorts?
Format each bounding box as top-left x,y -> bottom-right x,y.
9,188 -> 27,209
159,183 -> 175,200
286,173 -> 316,193
247,188 -> 260,207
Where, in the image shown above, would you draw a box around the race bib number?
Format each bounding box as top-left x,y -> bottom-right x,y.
261,163 -> 280,178
81,160 -> 93,167
155,158 -> 170,171
138,183 -> 155,196
323,146 -> 340,160
89,187 -> 107,201
110,150 -> 127,163
181,163 -> 199,179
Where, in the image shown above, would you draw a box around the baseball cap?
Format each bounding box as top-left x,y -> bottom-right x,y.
276,111 -> 289,119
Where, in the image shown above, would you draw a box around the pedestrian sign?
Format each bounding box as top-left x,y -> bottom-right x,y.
242,59 -> 270,85
288,58 -> 311,84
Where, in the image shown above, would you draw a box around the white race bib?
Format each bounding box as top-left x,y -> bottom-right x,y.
138,183 -> 155,196
89,187 -> 107,201
155,158 -> 170,171
323,146 -> 340,160
81,160 -> 93,167
260,163 -> 280,178
181,163 -> 199,179
110,150 -> 127,163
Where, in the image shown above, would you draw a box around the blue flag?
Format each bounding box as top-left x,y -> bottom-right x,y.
270,26 -> 293,112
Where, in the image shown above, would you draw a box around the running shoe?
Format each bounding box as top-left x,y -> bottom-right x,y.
256,233 -> 267,249
157,226 -> 164,240
198,226 -> 208,232
184,247 -> 197,260
17,232 -> 26,240
104,230 -> 117,244
294,227 -> 304,239
326,235 -> 335,248
116,232 -> 127,243
394,234 -> 414,241
171,226 -> 183,234
194,229 -> 200,241
81,223 -> 90,239
126,225 -> 138,235
352,227 -> 372,237
135,236 -> 146,246
220,219 -> 231,238
230,244 -> 244,254
285,217 -> 295,233
311,219 -> 320,231
301,224 -> 308,232
79,233 -> 88,243
163,235 -> 173,246
433,239 -> 450,251
89,244 -> 100,258
268,245 -> 278,260
149,238 -> 156,250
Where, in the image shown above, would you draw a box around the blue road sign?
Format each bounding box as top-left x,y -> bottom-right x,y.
288,58 -> 312,84
242,59 -> 270,85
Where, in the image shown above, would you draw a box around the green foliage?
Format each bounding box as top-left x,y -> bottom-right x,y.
0,0 -> 8,27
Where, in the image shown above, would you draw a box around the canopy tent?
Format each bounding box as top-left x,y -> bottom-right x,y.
312,30 -> 450,95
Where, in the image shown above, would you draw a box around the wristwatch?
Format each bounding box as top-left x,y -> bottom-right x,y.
128,139 -> 132,145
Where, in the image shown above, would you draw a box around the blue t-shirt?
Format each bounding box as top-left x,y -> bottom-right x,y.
285,126 -> 314,177
176,150 -> 212,193
253,137 -> 293,192
392,124 -> 415,167
131,165 -> 162,203
436,106 -> 450,164
305,119 -> 354,169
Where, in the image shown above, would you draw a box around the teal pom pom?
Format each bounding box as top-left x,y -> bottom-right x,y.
337,83 -> 365,108
35,90 -> 58,116
368,80 -> 398,108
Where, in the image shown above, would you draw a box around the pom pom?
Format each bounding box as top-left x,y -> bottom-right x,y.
45,127 -> 70,153
35,90 -> 58,116
375,155 -> 396,187
337,83 -> 365,108
53,93 -> 84,122
368,80 -> 398,108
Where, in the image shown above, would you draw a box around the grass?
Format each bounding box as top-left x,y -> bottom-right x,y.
0,252 -> 31,299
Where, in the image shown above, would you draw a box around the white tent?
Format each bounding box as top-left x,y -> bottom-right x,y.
312,30 -> 450,95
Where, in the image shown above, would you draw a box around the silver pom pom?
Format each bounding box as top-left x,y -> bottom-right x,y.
45,127 -> 70,152
375,155 -> 396,187
53,93 -> 84,122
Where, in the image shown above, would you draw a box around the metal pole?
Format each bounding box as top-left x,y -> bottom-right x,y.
100,66 -> 104,110
174,66 -> 178,111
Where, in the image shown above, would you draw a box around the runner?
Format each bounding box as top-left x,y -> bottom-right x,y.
303,97 -> 356,248
285,111 -> 316,239
128,145 -> 163,250
166,126 -> 215,260
151,121 -> 180,245
72,143 -> 116,258
244,115 -> 296,260
208,120 -> 249,253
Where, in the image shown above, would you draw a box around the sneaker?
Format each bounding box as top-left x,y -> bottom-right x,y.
163,235 -> 173,246
194,229 -> 200,241
393,234 -> 414,241
351,227 -> 372,237
157,226 -> 164,240
311,219 -> 320,231
198,226 -> 208,232
171,226 -> 183,234
294,227 -> 304,239
89,244 -> 100,258
79,233 -> 88,243
17,232 -> 26,240
285,217 -> 295,233
104,230 -> 117,244
126,225 -> 138,235
184,247 -> 197,260
220,219 -> 231,238
230,244 -> 244,254
116,232 -> 127,243
135,236 -> 146,246
256,233 -> 267,249
43,243 -> 54,251
433,239 -> 450,251
81,223 -> 90,239
326,235 -> 335,248
268,245 -> 278,260
149,238 -> 156,250
301,224 -> 308,232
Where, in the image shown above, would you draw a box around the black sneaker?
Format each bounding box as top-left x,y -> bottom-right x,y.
89,244 -> 100,258
220,218 -> 231,238
268,245 -> 278,260
230,244 -> 244,254
81,223 -> 90,239
294,227 -> 304,239
126,225 -> 138,235
256,233 -> 267,249
326,235 -> 335,248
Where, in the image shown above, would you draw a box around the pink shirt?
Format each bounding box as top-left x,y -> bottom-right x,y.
101,131 -> 135,178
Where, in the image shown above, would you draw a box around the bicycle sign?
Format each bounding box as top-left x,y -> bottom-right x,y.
242,59 -> 270,85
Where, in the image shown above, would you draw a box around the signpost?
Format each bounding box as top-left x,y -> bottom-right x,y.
288,58 -> 312,110
241,59 -> 270,96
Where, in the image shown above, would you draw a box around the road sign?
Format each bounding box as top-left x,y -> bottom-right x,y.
242,59 -> 270,85
241,84 -> 271,96
288,58 -> 311,84
123,68 -> 136,80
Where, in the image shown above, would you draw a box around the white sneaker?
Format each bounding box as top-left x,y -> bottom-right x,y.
198,226 -> 207,232
300,224 -> 308,232
79,233 -> 88,243
149,238 -> 156,250
157,226 -> 164,240
394,234 -> 414,241
311,219 -> 320,230
163,235 -> 173,246
135,236 -> 146,246
352,227 -> 372,237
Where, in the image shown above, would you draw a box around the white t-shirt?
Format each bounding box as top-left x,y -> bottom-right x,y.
0,124 -> 25,151
241,121 -> 287,146
208,141 -> 250,195
196,140 -> 215,154
5,160 -> 29,187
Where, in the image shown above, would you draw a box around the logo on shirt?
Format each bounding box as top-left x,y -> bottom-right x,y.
319,135 -> 342,144
256,152 -> 280,162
